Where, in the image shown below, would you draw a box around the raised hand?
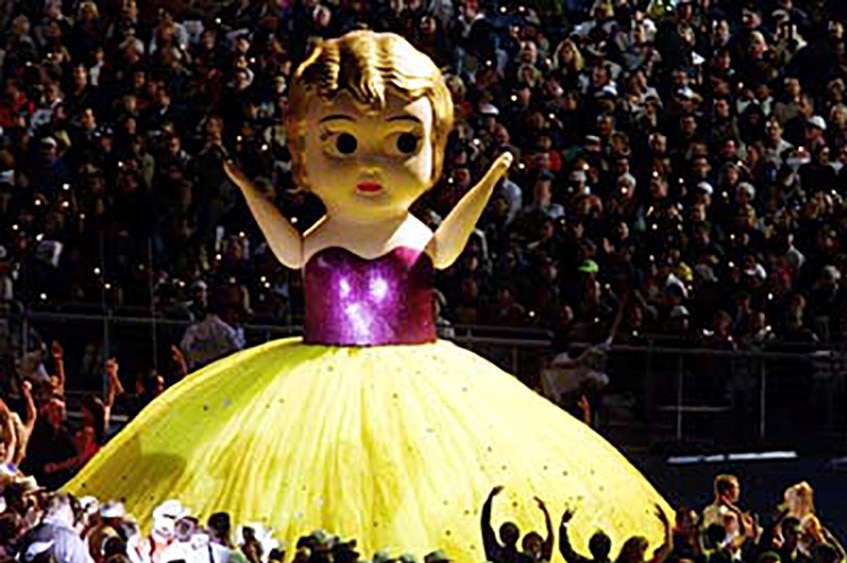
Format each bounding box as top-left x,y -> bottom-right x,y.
51,340 -> 63,358
561,509 -> 575,525
490,486 -> 504,498
428,152 -> 513,270
534,497 -> 548,512
655,504 -> 670,528
223,159 -> 249,188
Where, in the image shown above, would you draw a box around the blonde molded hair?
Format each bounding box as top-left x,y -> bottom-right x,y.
288,31 -> 454,189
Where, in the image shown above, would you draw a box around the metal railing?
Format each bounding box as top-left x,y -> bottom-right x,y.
7,307 -> 847,454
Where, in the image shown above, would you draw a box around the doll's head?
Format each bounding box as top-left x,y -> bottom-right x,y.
288,31 -> 453,220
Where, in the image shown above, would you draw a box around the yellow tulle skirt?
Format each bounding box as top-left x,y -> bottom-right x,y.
66,339 -> 669,561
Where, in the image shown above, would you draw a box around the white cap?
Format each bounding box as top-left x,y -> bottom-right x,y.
479,103 -> 499,116
596,84 -> 618,98
101,501 -> 126,519
676,86 -> 697,100
737,182 -> 756,200
808,115 -> 827,131
24,541 -> 54,562
670,305 -> 690,319
153,499 -> 188,520
696,181 -> 714,195
744,262 -> 767,280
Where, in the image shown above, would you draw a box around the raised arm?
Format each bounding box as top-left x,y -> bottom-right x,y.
649,504 -> 673,563
22,380 -> 37,437
535,497 -> 554,562
426,152 -> 512,269
171,345 -> 189,380
51,340 -> 65,394
0,400 -> 16,465
223,160 -> 303,269
481,486 -> 504,560
559,509 -> 591,563
823,527 -> 847,563
104,358 -> 124,426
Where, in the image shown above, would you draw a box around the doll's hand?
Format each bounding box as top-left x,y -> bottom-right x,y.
223,160 -> 254,194
469,152 -> 513,196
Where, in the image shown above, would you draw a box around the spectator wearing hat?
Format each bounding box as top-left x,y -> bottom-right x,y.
86,502 -> 126,563
22,493 -> 91,563
805,115 -> 828,153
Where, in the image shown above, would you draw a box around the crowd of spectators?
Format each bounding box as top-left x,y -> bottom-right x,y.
0,0 -> 844,358
0,440 -> 843,563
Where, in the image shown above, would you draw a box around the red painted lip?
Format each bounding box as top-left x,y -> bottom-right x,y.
356,182 -> 383,194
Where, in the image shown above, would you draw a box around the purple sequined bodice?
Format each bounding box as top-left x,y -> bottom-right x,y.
303,246 -> 436,346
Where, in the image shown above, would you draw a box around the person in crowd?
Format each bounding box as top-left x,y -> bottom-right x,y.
481,486 -> 534,563
559,509 -> 612,563
21,493 -> 91,563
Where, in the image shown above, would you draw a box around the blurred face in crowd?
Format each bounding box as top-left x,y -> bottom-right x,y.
44,397 -> 66,428
650,177 -> 668,200
714,98 -> 730,119
133,70 -> 146,91
830,20 -> 844,41
45,83 -> 62,104
452,167 -> 471,190
722,139 -> 739,160
766,119 -> 783,143
713,19 -> 730,45
806,123 -> 823,142
168,135 -> 182,157
617,176 -> 635,200
671,69 -> 688,89
419,15 -> 437,35
591,64 -> 609,88
749,32 -> 768,58
785,78 -> 801,99
831,105 -> 847,129
557,41 -> 575,66
693,157 -> 711,180
597,115 -> 614,137
742,8 -> 760,30
650,134 -> 667,155
534,178 -> 552,204
519,41 -> 538,64
680,115 -> 697,137
73,65 -> 88,90
81,108 -> 96,131
234,69 -> 251,92
614,157 -> 630,177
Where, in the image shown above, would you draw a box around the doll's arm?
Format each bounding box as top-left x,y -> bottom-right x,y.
224,160 -> 303,269
426,152 -> 512,269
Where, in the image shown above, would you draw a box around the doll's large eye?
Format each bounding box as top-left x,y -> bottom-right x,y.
396,132 -> 419,154
336,133 -> 358,155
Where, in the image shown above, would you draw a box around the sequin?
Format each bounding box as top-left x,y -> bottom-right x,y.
303,246 -> 436,345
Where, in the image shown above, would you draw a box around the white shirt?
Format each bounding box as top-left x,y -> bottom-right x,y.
180,315 -> 243,369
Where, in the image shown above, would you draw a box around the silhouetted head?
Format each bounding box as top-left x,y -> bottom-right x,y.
522,531 -> 544,558
589,530 -> 612,560
500,522 -> 520,547
616,536 -> 648,563
781,517 -> 801,551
